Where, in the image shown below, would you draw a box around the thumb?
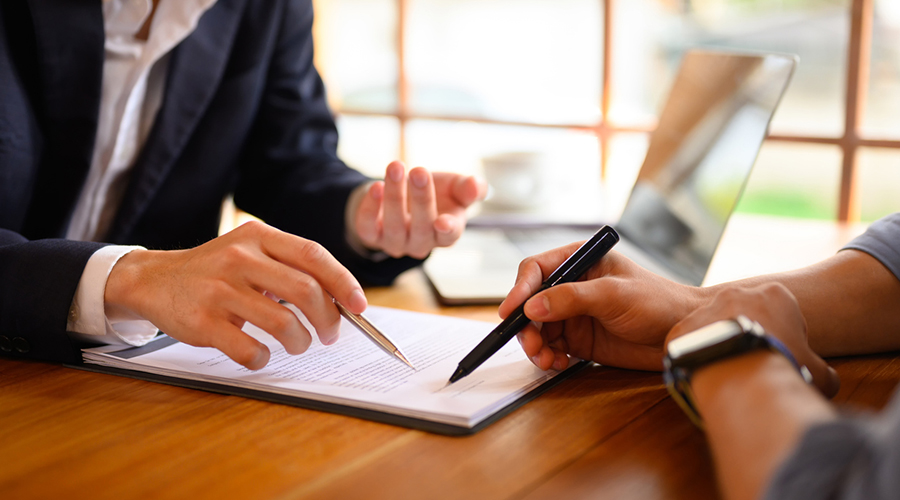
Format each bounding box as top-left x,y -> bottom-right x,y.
451,175 -> 487,206
523,279 -> 614,323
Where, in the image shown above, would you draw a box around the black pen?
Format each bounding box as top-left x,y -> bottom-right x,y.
448,225 -> 619,383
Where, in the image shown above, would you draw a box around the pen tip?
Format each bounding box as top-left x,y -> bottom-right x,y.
448,366 -> 466,384
396,351 -> 416,370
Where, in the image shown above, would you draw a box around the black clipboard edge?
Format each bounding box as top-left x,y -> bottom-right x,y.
66,360 -> 589,436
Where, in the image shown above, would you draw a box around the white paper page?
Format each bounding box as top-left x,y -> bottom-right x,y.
84,306 -> 566,427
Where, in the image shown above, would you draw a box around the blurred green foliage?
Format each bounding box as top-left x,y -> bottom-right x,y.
735,188 -> 835,220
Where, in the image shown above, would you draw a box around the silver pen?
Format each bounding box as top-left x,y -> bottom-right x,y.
333,299 -> 416,370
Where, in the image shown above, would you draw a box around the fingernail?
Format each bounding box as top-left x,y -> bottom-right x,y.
323,334 -> 339,346
349,289 -> 367,312
516,334 -> 523,347
370,182 -> 383,200
411,169 -> 428,189
528,296 -> 550,317
553,358 -> 565,370
532,355 -> 541,366
250,347 -> 268,370
388,165 -> 403,182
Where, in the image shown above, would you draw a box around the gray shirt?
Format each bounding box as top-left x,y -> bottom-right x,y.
765,212 -> 900,500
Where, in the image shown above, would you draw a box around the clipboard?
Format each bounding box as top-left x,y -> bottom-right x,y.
73,306 -> 589,436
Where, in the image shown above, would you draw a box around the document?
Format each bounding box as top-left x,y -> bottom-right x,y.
80,306 -> 584,434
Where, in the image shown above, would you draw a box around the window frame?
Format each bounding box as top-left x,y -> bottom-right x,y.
317,0 -> 897,223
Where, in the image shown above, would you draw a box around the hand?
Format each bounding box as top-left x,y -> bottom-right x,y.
500,243 -> 706,372
352,161 -> 487,259
104,221 -> 368,370
666,283 -> 840,397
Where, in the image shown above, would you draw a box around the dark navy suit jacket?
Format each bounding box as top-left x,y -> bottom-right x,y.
0,0 -> 419,364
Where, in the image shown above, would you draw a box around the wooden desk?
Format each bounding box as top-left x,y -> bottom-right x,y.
1,215 -> 897,499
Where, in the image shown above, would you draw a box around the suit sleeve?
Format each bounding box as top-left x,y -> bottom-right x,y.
232,0 -> 420,286
0,228 -> 106,363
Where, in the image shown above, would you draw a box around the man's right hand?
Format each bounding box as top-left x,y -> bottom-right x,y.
103,221 -> 367,370
499,243 -> 709,372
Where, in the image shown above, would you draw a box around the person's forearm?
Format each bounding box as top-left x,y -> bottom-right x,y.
706,250 -> 900,357
691,351 -> 836,500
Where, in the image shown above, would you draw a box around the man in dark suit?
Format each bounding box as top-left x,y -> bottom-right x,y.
0,0 -> 485,369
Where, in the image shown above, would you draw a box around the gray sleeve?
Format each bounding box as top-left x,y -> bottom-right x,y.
842,213 -> 900,281
765,213 -> 900,499
764,386 -> 900,500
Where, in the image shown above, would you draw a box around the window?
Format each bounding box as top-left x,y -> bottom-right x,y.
312,0 -> 900,222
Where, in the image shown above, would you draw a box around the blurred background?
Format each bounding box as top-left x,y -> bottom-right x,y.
309,0 -> 900,224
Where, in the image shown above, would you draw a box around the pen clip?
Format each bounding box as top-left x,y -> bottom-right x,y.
545,228 -> 616,286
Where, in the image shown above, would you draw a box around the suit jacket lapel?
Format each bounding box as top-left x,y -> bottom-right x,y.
109,0 -> 244,241
23,0 -> 103,239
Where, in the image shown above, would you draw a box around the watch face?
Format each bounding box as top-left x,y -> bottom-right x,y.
666,319 -> 743,360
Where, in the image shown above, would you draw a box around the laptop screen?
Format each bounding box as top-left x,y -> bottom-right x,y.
616,50 -> 797,285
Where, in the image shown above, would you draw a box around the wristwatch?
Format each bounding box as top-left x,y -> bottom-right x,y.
663,315 -> 813,428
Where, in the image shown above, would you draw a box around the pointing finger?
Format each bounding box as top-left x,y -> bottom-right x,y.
406,167 -> 437,259
381,161 -> 408,257
247,222 -> 367,314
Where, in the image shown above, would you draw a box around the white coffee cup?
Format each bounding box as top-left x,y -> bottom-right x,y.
481,151 -> 551,210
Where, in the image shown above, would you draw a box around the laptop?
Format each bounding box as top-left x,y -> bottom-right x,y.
424,49 -> 798,304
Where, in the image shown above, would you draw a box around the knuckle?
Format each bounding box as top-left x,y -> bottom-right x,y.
410,186 -> 431,203
516,257 -> 536,277
408,248 -> 431,260
183,314 -> 210,339
192,280 -> 230,311
563,282 -> 583,303
270,308 -> 298,335
384,184 -> 404,201
556,285 -> 583,313
219,243 -> 253,267
233,346 -> 262,368
516,256 -> 533,273
205,279 -> 233,303
239,219 -> 267,236
298,240 -> 328,263
290,273 -> 317,302
359,233 -> 379,248
761,282 -> 792,299
383,216 -> 408,234
381,228 -> 408,249
383,246 -> 406,259
716,285 -> 744,303
356,223 -> 380,247
328,314 -> 342,333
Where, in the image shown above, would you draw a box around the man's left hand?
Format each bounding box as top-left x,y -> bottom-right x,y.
351,161 -> 487,259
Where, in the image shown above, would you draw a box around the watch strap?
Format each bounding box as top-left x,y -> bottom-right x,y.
664,316 -> 812,429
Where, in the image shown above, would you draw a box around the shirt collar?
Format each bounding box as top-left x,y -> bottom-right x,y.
103,0 -> 153,38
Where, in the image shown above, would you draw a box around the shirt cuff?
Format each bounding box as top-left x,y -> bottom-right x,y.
67,245 -> 159,346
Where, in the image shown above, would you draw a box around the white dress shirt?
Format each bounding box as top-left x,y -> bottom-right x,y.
66,0 -> 217,346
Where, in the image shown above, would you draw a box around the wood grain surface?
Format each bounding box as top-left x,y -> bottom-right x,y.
1,215 -> 894,499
